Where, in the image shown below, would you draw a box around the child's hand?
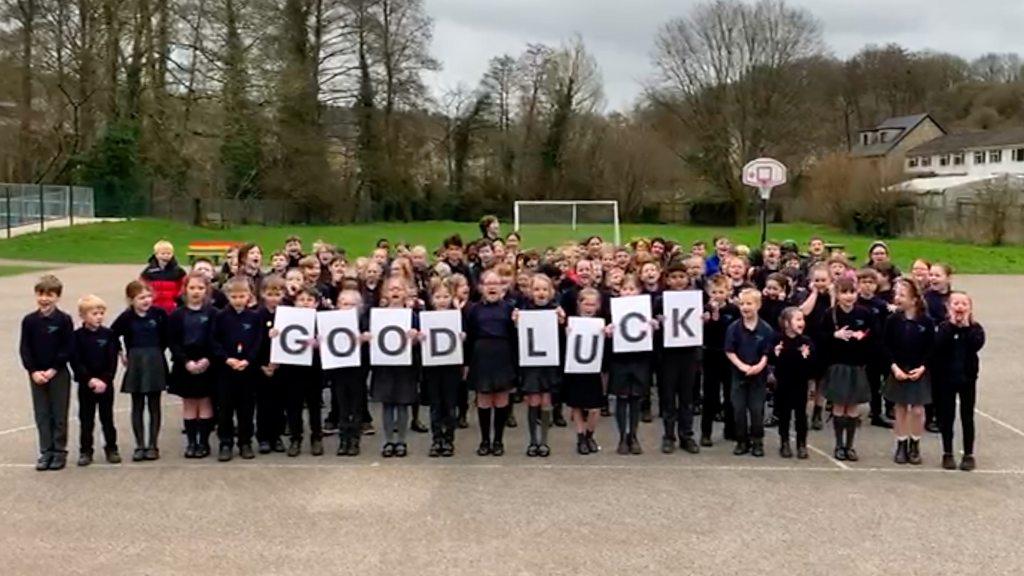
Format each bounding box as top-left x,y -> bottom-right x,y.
88,378 -> 107,394
236,359 -> 249,371
269,328 -> 281,339
460,332 -> 466,341
306,337 -> 319,349
407,329 -> 419,341
887,304 -> 898,313
511,309 -> 520,324
774,342 -> 784,356
908,366 -> 926,381
702,311 -> 711,323
226,358 -> 240,370
30,371 -> 48,385
185,360 -> 199,374
799,344 -> 810,359
834,326 -> 853,341
649,318 -> 660,330
892,365 -> 909,381
44,369 -> 57,381
197,358 -> 210,372
850,330 -> 868,341
556,307 -> 566,324
360,332 -> 372,343
261,365 -> 277,377
603,324 -> 615,337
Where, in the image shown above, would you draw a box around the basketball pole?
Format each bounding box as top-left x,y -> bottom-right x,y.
758,185 -> 771,246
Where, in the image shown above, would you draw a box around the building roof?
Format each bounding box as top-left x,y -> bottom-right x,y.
892,173 -> 1024,193
906,128 -> 1024,156
852,113 -> 938,158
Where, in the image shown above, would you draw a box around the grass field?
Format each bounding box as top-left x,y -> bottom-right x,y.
0,265 -> 46,277
0,218 -> 1015,273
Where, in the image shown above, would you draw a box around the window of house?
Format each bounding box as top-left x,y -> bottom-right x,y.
908,157 -> 919,168
879,131 -> 890,143
939,155 -> 950,167
1013,148 -> 1024,162
975,151 -> 987,165
861,133 -> 871,146
953,153 -> 965,166
920,156 -> 932,167
990,150 -> 1003,163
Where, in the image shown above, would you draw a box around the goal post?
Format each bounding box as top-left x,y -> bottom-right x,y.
513,200 -> 621,246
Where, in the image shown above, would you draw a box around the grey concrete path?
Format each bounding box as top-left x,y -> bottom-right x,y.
0,267 -> 1022,575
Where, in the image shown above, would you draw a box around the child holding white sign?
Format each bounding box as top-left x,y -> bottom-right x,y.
422,279 -> 462,458
329,290 -> 371,457
370,276 -> 420,458
656,261 -> 702,455
608,276 -> 658,456
276,287 -> 326,457
563,288 -> 607,455
516,274 -> 564,458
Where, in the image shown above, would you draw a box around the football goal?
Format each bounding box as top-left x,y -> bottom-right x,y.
513,200 -> 621,247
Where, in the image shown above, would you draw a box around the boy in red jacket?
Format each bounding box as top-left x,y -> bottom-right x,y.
141,240 -> 186,313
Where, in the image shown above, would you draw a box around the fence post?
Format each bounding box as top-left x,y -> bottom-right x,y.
39,184 -> 44,233
5,187 -> 10,239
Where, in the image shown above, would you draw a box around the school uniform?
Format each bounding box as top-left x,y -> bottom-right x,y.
859,295 -> 892,421
422,319 -> 462,449
167,305 -> 217,399
280,342 -> 325,445
517,302 -> 563,397
750,266 -> 780,291
932,320 -> 985,456
465,300 -> 517,394
254,306 -> 287,448
112,307 -> 169,394
881,312 -> 935,406
758,298 -> 787,331
820,305 -> 875,405
20,309 -> 75,460
562,337 -> 608,410
724,317 -> 775,444
174,289 -> 229,310
924,290 -> 950,324
770,333 -> 814,447
211,306 -> 263,449
655,293 -> 701,444
328,311 -> 370,449
701,301 -> 739,440
71,325 -> 120,456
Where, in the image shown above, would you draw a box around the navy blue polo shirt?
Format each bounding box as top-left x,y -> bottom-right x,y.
724,317 -> 775,366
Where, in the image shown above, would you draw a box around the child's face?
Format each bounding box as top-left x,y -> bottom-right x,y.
531,279 -> 553,306
587,237 -> 603,254
338,292 -> 361,310
763,245 -> 780,265
364,263 -> 382,284
837,289 -> 857,308
870,246 -> 889,264
285,271 -> 304,295
506,236 -> 520,252
615,250 -> 631,269
410,251 -> 427,271
738,296 -> 759,317
641,263 -> 660,285
601,252 -> 615,271
811,271 -> 830,292
858,277 -> 877,297
785,312 -> 805,335
35,290 -> 58,312
516,273 -> 532,294
246,248 -> 262,267
478,246 -> 494,266
318,250 -> 333,266
193,261 -> 214,280
262,289 -> 283,309
431,289 -> 453,310
555,259 -> 568,273
829,263 -> 846,280
710,286 -> 728,303
492,242 -> 506,260
783,258 -> 800,271
666,271 -> 688,291
579,295 -> 599,317
763,279 -> 783,300
156,248 -> 173,264
576,261 -> 593,285
372,249 -> 389,266
82,307 -> 105,328
303,265 -> 321,284
185,278 -> 207,305
271,255 -> 288,271
686,260 -> 703,278
446,245 -> 463,262
726,259 -> 745,281
295,292 -> 317,309
132,291 -> 153,313
480,274 -> 503,302
948,293 -> 971,320
651,241 -> 665,257
620,283 -> 640,297
607,267 -> 624,288
928,265 -> 949,291
911,261 -> 929,283
330,260 -> 345,278
227,289 -> 249,310
809,239 -> 824,256
715,238 -> 730,256
285,241 -> 301,256
455,283 -> 470,302
385,280 -> 407,306
226,250 -> 238,266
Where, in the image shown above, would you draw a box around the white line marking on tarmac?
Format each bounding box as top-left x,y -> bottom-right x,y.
0,400 -> 183,437
806,443 -> 849,470
0,461 -> 1020,475
976,409 -> 1024,439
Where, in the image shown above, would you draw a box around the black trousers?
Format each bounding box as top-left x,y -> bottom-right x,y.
217,370 -> 257,447
425,366 -> 460,442
775,377 -> 808,445
256,371 -> 286,443
731,375 -> 766,442
659,349 -> 700,440
701,351 -> 735,439
78,383 -> 116,452
284,366 -> 323,442
331,367 -> 367,441
935,377 -> 977,455
30,369 -> 71,454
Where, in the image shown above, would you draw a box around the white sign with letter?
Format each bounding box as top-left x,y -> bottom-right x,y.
662,290 -> 704,348
370,308 -> 413,366
271,306 -> 317,366
565,317 -> 605,374
419,310 -> 463,367
317,309 -> 362,369
517,309 -> 560,367
611,295 -> 653,353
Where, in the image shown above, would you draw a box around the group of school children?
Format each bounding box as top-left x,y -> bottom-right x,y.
20,216 -> 985,473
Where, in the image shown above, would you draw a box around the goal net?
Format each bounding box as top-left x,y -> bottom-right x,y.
513,200 -> 621,248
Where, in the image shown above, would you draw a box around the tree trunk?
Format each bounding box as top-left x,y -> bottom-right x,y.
17,0 -> 37,182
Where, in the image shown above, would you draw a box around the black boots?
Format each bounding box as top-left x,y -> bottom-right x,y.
894,439 -> 909,464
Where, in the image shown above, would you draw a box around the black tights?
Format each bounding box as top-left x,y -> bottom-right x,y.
131,392 -> 162,449
615,396 -> 641,439
936,378 -> 977,455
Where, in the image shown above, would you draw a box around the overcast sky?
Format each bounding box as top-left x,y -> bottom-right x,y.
423,0 -> 1024,111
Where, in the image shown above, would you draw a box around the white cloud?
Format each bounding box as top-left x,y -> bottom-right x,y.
424,0 -> 1024,112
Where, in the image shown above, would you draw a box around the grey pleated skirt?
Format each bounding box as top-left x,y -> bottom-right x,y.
883,373 -> 932,406
121,347 -> 168,394
823,364 -> 870,405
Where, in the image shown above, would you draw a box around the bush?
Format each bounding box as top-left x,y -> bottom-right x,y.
804,153 -> 910,237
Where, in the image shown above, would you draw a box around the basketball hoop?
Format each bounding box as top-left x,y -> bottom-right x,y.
742,157 -> 788,244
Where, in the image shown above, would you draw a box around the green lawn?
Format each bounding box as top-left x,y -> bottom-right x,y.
0,264 -> 50,277
0,218 -> 1014,274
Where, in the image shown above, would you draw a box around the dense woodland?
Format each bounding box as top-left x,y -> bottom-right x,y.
2,0 -> 1024,223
